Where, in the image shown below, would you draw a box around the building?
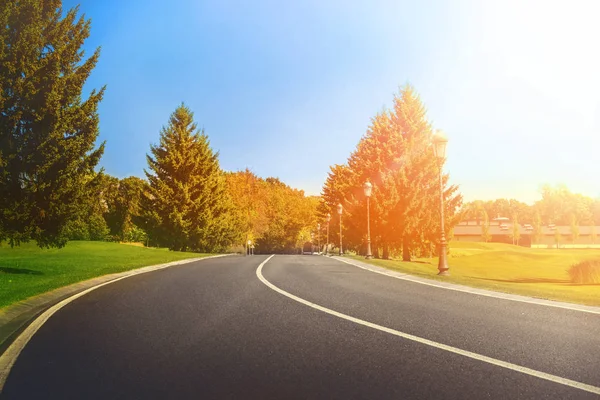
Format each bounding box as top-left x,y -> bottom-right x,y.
453,219 -> 600,248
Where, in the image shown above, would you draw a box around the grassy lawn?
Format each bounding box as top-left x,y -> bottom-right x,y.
0,241 -> 209,309
349,241 -> 600,306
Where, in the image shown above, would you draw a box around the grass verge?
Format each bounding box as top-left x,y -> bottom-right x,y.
0,241 -> 209,309
349,241 -> 600,306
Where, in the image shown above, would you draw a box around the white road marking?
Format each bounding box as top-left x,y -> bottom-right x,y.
0,254 -> 230,392
256,255 -> 600,396
333,257 -> 600,315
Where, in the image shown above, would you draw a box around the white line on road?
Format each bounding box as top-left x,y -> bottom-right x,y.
334,257 -> 600,315
256,255 -> 600,396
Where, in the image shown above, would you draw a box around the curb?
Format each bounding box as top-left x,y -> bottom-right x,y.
0,253 -> 232,390
331,256 -> 600,315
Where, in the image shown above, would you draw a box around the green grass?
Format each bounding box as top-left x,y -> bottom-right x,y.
350,241 -> 600,306
0,241 -> 209,309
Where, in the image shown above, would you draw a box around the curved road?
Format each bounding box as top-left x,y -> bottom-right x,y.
1,255 -> 599,399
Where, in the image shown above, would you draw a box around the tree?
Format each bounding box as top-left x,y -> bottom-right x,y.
532,209 -> 543,245
225,169 -> 269,253
536,184 -> 593,226
554,228 -> 561,249
105,176 -> 147,242
481,209 -> 491,242
511,213 -> 520,245
256,178 -> 318,254
141,104 -> 238,252
0,0 -> 105,247
318,85 -> 462,261
570,214 -> 579,245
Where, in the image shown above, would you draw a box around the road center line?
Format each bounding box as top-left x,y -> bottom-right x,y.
256,256 -> 600,396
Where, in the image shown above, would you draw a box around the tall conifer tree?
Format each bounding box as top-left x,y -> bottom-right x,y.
0,0 -> 105,247
141,104 -> 237,252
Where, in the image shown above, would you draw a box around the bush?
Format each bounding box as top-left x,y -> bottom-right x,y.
225,244 -> 245,254
568,260 -> 600,284
88,214 -> 110,241
63,218 -> 90,240
124,226 -> 148,243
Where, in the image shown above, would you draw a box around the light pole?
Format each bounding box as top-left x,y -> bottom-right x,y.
326,213 -> 331,255
433,129 -> 449,276
317,223 -> 321,254
364,180 -> 373,259
247,239 -> 252,256
337,203 -> 343,256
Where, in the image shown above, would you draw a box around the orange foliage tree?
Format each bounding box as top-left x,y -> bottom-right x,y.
319,85 -> 463,260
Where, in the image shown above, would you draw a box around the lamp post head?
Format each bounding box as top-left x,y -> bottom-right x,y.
363,180 -> 373,198
317,223 -> 321,229
432,129 -> 448,161
326,213 -> 331,222
247,239 -> 252,245
337,203 -> 343,215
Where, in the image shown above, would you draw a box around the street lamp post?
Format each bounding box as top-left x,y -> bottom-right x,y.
337,203 -> 343,256
433,129 -> 449,276
317,223 -> 321,254
247,239 -> 252,256
326,213 -> 331,255
364,180 -> 373,259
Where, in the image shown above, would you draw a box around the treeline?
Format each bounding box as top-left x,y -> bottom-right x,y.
461,185 -> 600,243
226,169 -> 319,254
319,86 -> 463,261
0,1 -> 317,252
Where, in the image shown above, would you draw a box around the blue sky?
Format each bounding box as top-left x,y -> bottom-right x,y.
65,0 -> 600,204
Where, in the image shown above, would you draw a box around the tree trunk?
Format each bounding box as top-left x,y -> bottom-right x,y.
402,237 -> 411,261
373,240 -> 380,259
382,243 -> 390,260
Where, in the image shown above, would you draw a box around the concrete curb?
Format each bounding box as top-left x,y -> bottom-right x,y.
331,256 -> 600,315
0,254 -> 232,357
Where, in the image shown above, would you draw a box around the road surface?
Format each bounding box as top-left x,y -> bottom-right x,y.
2,255 -> 599,399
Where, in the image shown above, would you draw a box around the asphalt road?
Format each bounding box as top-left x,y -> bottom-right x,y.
2,255 -> 599,399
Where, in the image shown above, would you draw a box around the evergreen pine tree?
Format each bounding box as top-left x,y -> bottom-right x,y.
0,1 -> 105,247
141,104 -> 237,252
387,86 -> 462,261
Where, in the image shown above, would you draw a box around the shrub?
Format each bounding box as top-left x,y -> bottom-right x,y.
225,245 -> 245,254
124,226 -> 148,243
568,260 -> 600,284
88,214 -> 110,241
63,218 -> 90,240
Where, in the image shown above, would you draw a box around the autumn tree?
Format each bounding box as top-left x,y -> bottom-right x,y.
532,209 -> 543,245
0,0 -> 105,247
257,178 -> 317,253
225,169 -> 270,253
511,213 -> 520,245
570,214 -> 579,244
481,209 -> 491,242
554,228 -> 561,249
537,184 -> 593,226
140,104 -> 239,252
